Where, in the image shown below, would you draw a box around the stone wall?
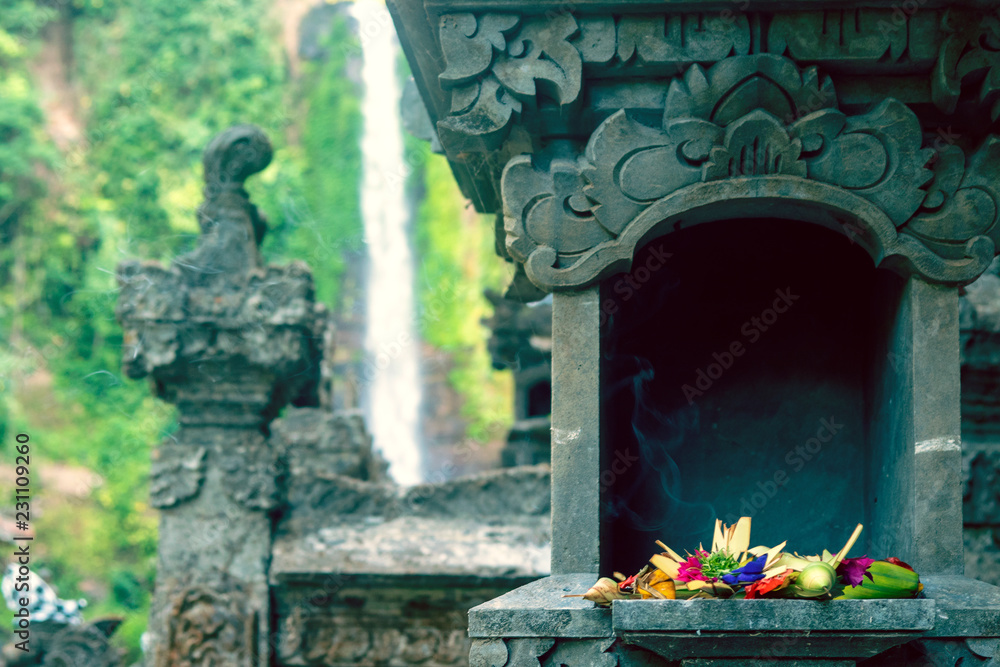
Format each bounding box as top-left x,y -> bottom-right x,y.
961,261 -> 1000,585
270,465 -> 550,666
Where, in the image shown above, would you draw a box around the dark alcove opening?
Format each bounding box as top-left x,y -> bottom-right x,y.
600,219 -> 881,574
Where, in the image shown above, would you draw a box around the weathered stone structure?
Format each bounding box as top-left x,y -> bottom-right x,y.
116,124 -> 550,666
389,1 -> 1000,664
117,125 -> 324,666
962,258 -> 1000,585
270,464 -> 550,666
0,620 -> 123,666
483,289 -> 552,467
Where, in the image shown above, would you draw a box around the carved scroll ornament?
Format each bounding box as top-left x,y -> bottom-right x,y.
435,9 -> 1000,155
160,586 -> 256,667
933,10 -> 1000,120
435,12 -> 751,153
502,54 -> 1000,291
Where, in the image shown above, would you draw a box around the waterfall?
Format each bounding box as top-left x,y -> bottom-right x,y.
353,0 -> 424,485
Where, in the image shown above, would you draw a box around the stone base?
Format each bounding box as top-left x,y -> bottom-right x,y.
468,574 -> 1000,665
682,661 -> 853,667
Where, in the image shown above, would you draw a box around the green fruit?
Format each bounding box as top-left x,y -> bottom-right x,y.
833,561 -> 919,599
791,562 -> 837,598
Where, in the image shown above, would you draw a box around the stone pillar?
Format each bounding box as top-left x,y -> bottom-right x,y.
116,125 -> 324,666
550,288 -> 601,575
868,275 -> 963,575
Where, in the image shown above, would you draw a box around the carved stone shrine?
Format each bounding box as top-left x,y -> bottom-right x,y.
116,125 -> 551,666
117,125 -> 326,666
389,1 -> 1000,664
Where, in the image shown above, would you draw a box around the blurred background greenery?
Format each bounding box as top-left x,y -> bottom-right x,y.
0,0 -> 512,661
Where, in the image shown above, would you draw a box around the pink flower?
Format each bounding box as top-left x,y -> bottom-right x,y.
676,550 -> 711,583
837,556 -> 875,587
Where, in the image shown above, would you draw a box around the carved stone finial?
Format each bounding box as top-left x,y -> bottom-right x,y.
202,124 -> 273,195
115,122 -> 324,485
117,124 -> 303,667
189,124 -> 273,273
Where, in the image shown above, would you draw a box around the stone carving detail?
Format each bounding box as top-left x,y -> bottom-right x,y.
966,637 -> 1000,660
919,637 -> 999,665
160,586 -> 256,667
470,638 -> 617,667
768,9 -> 910,64
117,124 -> 324,510
933,10 -> 1000,119
434,9 -> 990,157
502,54 -> 998,290
904,139 -> 1000,264
187,124 -> 272,277
703,109 -> 808,180
149,443 -> 207,509
616,14 -> 750,66
470,638 -> 509,667
219,431 -> 280,511
0,620 -> 124,667
41,623 -> 123,667
436,12 -> 750,152
507,638 -> 556,666
281,620 -> 469,666
543,638 -> 617,666
438,13 -> 582,152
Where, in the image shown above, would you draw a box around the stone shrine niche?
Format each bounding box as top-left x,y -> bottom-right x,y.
601,220 -> 877,574
389,1 -> 1000,663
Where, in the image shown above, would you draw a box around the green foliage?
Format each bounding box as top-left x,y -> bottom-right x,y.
407,140 -> 513,442
264,14 -> 364,307
0,2 -> 60,326
1,1 -> 510,663
71,0 -> 294,262
0,0 -> 324,662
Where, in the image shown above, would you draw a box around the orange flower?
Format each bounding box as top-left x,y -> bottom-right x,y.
744,569 -> 792,599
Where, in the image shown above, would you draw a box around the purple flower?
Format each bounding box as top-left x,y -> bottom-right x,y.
720,555 -> 768,586
837,557 -> 875,587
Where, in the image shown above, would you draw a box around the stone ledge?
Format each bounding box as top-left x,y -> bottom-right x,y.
613,598 -> 935,632
921,574 -> 1000,637
468,574 -> 613,639
681,660 -> 853,667
271,515 -> 550,584
468,575 -> 1000,644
